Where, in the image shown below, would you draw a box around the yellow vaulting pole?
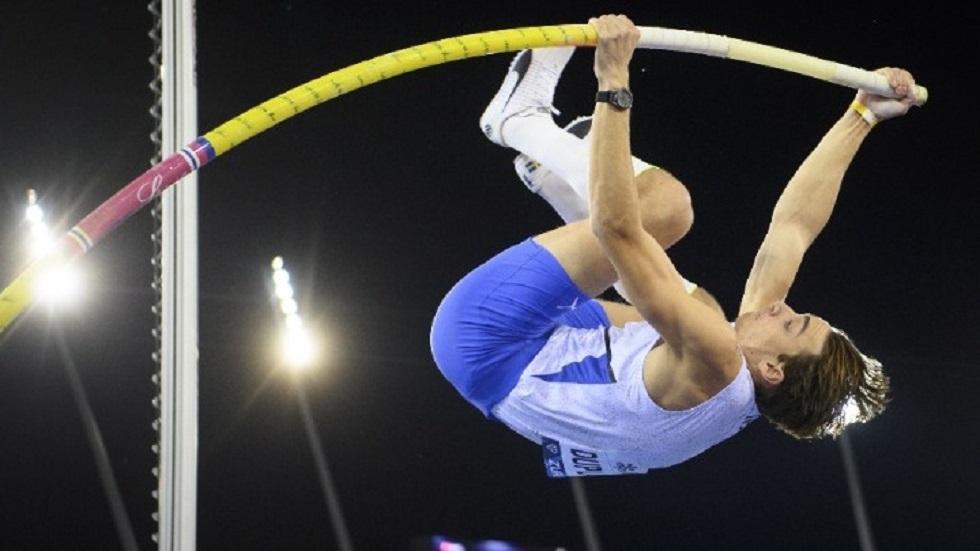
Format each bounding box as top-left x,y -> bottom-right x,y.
0,23 -> 927,336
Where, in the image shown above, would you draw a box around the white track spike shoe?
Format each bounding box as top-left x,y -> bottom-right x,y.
512,115 -> 593,193
479,46 -> 575,147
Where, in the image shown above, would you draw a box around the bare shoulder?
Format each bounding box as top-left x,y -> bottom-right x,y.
642,288 -> 740,410
643,342 -> 739,410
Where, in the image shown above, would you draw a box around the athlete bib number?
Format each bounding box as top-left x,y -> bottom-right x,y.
542,437 -> 644,478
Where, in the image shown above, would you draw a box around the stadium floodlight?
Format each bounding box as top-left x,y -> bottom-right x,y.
269,256 -> 318,370
25,189 -> 54,260
25,189 -> 85,308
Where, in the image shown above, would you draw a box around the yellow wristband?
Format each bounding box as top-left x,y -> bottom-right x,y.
850,100 -> 878,127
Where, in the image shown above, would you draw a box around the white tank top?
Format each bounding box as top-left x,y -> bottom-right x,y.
492,321 -> 759,477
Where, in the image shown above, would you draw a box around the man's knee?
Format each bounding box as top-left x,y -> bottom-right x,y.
636,167 -> 694,247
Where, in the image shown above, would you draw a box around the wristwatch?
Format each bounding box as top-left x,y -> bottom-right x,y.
596,88 -> 633,110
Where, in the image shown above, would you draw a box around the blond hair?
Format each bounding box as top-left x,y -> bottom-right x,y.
755,327 -> 889,439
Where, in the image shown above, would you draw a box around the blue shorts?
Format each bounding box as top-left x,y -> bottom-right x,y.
430,238 -> 610,418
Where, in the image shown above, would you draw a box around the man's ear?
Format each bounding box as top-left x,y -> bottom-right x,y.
760,360 -> 785,386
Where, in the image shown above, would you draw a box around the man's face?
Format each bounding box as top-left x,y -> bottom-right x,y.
735,301 -> 832,360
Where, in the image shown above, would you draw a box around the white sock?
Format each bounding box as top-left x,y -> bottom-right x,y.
536,176 -> 590,223
502,114 -> 591,202
504,114 -> 653,208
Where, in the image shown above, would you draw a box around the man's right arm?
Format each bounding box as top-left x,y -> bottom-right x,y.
587,15 -> 740,385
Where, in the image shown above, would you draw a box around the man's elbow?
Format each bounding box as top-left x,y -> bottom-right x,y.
591,213 -> 635,245
767,217 -> 819,250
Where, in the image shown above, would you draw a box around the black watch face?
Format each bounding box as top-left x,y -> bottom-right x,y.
597,89 -> 633,109
614,89 -> 633,109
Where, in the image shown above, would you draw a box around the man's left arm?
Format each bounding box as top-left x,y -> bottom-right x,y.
739,68 -> 918,315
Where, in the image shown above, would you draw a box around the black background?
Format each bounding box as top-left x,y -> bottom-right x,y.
1,2 -> 977,550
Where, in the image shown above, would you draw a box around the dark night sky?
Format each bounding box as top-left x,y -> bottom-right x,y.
1,2 -> 977,550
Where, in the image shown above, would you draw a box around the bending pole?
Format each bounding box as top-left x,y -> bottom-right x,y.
0,24 -> 929,335
635,27 -> 927,103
